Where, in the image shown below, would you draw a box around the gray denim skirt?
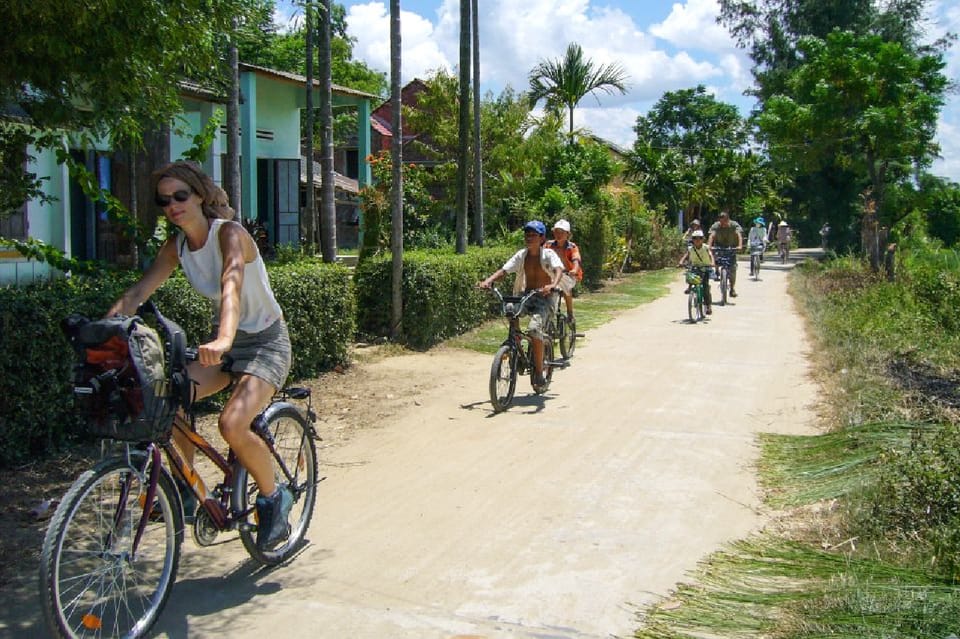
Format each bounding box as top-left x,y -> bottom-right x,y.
219,319 -> 292,390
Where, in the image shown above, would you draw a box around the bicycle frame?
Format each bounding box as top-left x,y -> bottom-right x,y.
496,289 -> 539,372
162,421 -> 240,530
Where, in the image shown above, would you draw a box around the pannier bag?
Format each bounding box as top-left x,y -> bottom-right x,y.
61,313 -> 182,442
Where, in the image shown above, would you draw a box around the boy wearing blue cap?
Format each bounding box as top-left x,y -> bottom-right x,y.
478,220 -> 564,386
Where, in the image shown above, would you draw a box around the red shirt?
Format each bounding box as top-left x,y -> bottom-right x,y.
544,240 -> 583,281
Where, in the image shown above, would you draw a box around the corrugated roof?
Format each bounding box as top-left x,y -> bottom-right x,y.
300,157 -> 359,194
178,80 -> 227,103
239,63 -> 379,100
370,113 -> 392,137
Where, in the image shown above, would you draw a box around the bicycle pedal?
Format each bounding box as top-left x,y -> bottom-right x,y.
546,360 -> 570,369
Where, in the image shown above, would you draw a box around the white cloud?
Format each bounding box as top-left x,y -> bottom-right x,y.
577,106 -> 641,149
649,0 -> 734,53
345,0 -> 733,102
346,3 -> 451,81
338,0 -> 960,182
932,116 -> 960,184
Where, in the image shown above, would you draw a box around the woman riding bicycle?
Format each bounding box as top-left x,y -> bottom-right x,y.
678,229 -> 715,314
106,160 -> 293,551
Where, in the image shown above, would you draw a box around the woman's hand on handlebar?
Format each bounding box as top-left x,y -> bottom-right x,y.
197,337 -> 232,367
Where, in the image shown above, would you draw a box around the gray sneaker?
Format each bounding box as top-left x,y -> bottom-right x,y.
255,485 -> 293,550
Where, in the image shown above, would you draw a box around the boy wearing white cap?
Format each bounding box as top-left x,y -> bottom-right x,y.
545,219 -> 583,322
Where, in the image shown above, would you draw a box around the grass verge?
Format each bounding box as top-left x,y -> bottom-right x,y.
632,253 -> 960,638
447,269 -> 675,354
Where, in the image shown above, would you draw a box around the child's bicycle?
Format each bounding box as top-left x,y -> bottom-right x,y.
552,296 -> 583,359
485,287 -> 569,413
683,266 -> 710,323
39,301 -> 320,639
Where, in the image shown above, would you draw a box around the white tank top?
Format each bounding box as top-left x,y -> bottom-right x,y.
177,219 -> 283,333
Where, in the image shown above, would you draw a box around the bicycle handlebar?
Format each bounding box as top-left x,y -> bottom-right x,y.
483,286 -> 548,319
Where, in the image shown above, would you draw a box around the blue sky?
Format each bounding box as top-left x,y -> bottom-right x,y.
280,0 -> 960,182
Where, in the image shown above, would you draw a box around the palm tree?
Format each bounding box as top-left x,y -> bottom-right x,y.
528,42 -> 628,135
318,0 -> 336,261
304,2 -> 316,247
471,0 -> 483,246
389,0 -> 403,337
456,0 -> 470,253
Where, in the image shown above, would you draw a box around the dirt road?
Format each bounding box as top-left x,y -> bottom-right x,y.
4,255 -> 818,639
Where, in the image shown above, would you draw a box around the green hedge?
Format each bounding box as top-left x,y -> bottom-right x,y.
0,262 -> 353,467
355,246 -> 515,349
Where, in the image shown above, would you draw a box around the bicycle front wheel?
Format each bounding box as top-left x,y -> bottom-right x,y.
719,268 -> 729,305
235,404 -> 318,566
40,454 -> 182,639
687,289 -> 697,322
489,344 -> 518,412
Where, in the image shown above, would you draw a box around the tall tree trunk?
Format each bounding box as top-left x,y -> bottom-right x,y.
390,0 -> 403,338
455,0 -> 470,254
226,25 -> 241,213
318,0 -> 337,261
471,0 -> 483,246
304,2 -> 317,248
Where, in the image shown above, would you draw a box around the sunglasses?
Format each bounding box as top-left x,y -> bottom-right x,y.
155,189 -> 192,207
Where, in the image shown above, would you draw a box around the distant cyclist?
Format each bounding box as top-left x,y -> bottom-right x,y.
544,219 -> 583,323
678,229 -> 714,314
748,217 -> 768,259
683,218 -> 702,247
707,211 -> 743,297
777,220 -> 792,261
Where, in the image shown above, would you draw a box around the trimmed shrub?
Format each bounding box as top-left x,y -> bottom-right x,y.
270,261 -> 355,378
564,204 -> 612,289
355,246 -> 514,349
0,261 -> 353,467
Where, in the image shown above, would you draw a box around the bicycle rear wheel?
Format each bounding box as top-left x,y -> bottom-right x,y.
40,454 -> 182,639
489,344 -> 518,412
557,315 -> 576,359
235,404 -> 318,566
751,254 -> 761,280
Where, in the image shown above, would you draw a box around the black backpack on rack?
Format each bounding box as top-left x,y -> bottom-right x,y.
61,302 -> 191,442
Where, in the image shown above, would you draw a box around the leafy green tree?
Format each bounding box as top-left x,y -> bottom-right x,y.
245,4 -> 386,97
528,42 -> 628,135
630,86 -> 749,221
403,69 -> 535,238
717,0 -> 951,240
717,0 -> 933,101
757,31 -> 948,217
0,0 -> 262,215
535,139 -> 619,211
916,174 -> 960,247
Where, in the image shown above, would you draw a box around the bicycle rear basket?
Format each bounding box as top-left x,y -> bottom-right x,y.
71,365 -> 177,443
63,313 -> 179,443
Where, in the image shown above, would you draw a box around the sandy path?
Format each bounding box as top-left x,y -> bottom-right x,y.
4,256 -> 817,639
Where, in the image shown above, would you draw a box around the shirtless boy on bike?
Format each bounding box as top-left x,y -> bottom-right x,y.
478,220 -> 564,387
